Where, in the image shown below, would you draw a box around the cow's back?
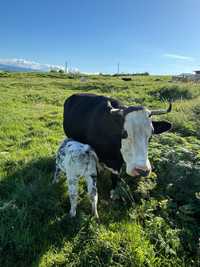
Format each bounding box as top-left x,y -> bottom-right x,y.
63,94 -> 108,143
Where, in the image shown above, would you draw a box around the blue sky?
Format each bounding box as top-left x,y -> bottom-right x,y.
0,0 -> 200,74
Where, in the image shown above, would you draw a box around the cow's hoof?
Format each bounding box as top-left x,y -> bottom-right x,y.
110,189 -> 120,200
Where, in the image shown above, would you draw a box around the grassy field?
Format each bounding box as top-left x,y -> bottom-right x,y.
0,71 -> 200,267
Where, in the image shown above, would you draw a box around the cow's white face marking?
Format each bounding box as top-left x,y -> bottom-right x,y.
120,109 -> 153,177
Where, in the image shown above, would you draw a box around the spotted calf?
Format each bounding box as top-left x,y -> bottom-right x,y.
53,139 -> 99,218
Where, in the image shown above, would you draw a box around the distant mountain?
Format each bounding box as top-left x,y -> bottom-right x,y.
0,63 -> 40,72
0,59 -> 65,72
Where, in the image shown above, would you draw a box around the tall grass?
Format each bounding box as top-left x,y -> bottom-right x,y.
0,72 -> 200,266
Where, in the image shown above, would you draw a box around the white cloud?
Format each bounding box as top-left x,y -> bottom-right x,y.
163,53 -> 195,62
0,58 -> 64,71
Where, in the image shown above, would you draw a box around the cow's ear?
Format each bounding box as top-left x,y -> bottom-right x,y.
152,121 -> 172,134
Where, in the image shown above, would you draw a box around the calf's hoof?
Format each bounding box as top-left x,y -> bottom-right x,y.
94,212 -> 99,219
69,209 -> 76,218
52,178 -> 59,184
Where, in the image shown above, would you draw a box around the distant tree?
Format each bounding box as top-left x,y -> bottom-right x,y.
50,69 -> 57,73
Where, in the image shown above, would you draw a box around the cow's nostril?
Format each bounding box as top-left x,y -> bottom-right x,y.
135,168 -> 151,177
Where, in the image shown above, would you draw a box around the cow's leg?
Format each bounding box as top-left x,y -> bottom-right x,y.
53,165 -> 61,184
86,175 -> 99,218
67,176 -> 79,217
110,173 -> 120,200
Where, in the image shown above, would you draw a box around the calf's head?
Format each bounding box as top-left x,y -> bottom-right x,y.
109,102 -> 172,177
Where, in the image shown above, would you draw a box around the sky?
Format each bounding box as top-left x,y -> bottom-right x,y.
0,0 -> 200,74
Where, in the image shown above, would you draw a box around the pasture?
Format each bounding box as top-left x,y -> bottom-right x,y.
0,72 -> 200,266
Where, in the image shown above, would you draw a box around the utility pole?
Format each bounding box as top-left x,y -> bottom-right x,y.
117,62 -> 120,74
69,60 -> 71,73
65,61 -> 68,73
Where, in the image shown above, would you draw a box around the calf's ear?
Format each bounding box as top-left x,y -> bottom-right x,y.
152,121 -> 172,134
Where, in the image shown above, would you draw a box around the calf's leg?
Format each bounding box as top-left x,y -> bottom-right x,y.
67,176 -> 79,217
53,165 -> 61,184
86,175 -> 99,218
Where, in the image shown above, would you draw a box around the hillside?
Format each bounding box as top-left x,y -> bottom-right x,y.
0,72 -> 200,267
0,64 -> 39,72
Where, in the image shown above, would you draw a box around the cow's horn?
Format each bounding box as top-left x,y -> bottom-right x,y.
110,108 -> 122,114
150,102 -> 172,116
107,101 -> 123,115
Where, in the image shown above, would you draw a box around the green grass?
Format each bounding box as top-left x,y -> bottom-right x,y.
0,72 -> 200,266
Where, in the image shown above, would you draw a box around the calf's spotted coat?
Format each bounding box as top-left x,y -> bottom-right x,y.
53,139 -> 99,218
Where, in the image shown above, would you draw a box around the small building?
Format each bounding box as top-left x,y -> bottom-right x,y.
172,71 -> 200,83
193,70 -> 200,75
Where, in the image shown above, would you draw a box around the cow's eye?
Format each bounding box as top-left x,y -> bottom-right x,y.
122,129 -> 128,139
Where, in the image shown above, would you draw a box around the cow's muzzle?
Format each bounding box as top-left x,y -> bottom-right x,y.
131,167 -> 151,177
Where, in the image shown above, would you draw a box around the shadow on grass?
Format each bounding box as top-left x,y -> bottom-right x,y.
0,156 -> 77,266
1,155 -> 199,266
150,172 -> 200,259
0,156 -> 131,267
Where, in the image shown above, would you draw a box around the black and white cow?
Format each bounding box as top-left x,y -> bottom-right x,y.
63,93 -> 172,197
